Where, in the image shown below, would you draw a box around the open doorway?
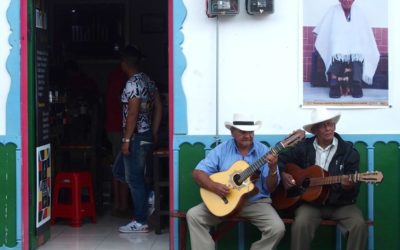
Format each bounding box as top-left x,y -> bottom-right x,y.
46,0 -> 169,231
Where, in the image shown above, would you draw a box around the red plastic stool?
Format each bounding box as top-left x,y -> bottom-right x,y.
51,171 -> 96,227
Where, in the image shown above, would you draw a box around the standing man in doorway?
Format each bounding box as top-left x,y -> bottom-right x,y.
118,45 -> 162,233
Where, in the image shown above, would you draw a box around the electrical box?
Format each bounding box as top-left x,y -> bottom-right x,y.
246,0 -> 273,15
207,0 -> 239,17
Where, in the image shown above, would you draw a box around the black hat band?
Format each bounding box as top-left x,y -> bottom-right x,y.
233,121 -> 255,125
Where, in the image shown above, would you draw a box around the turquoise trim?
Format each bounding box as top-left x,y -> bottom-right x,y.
173,134 -> 285,149
173,133 -> 400,150
173,0 -> 188,135
16,149 -> 22,248
0,1 -> 22,249
173,149 -> 180,250
367,146 -> 375,250
170,133 -> 398,150
6,0 -> 21,140
173,0 -> 187,248
341,134 -> 400,146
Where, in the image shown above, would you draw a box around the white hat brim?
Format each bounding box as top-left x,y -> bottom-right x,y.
303,114 -> 340,134
225,121 -> 262,132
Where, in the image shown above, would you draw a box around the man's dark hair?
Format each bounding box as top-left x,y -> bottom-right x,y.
120,45 -> 143,66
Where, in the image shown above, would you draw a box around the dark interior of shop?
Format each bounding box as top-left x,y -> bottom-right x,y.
46,0 -> 169,229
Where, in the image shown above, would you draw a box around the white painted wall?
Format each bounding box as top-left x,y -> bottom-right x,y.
304,0 -> 388,27
0,0 -> 11,135
181,0 -> 400,135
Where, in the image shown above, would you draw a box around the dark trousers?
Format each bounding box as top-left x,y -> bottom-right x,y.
291,203 -> 368,250
328,60 -> 363,84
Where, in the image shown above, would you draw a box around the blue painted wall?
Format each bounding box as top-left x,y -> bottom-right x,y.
0,1 -> 22,250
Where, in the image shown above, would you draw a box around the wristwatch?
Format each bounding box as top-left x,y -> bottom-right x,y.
269,168 -> 278,176
122,138 -> 130,143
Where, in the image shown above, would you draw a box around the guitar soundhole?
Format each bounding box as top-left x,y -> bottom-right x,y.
233,174 -> 242,186
302,178 -> 310,189
286,178 -> 310,198
287,186 -> 303,197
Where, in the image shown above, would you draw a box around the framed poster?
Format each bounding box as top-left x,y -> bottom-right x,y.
302,0 -> 388,107
36,144 -> 51,228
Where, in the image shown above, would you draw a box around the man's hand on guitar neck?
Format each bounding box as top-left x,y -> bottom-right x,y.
266,153 -> 279,192
341,175 -> 354,190
265,153 -> 278,170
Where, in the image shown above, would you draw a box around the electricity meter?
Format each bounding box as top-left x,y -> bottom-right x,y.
246,0 -> 273,15
207,0 -> 239,17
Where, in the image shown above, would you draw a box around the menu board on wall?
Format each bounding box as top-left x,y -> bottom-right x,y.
35,33 -> 50,146
34,0 -> 51,234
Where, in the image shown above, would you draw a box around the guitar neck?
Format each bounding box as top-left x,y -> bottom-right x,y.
238,142 -> 285,184
310,174 -> 357,186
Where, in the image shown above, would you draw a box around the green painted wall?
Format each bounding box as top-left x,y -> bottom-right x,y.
177,140 -> 398,250
178,143 -> 204,249
373,142 -> 400,250
0,143 -> 18,248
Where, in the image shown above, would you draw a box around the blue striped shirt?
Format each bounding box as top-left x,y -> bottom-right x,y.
195,138 -> 280,202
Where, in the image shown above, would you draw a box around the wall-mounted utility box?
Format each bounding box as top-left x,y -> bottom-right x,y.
207,0 -> 239,17
246,0 -> 273,15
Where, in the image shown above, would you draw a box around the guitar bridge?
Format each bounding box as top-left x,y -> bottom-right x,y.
286,186 -> 304,198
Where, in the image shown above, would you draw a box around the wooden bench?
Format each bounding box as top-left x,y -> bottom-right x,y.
170,210 -> 374,250
152,148 -> 170,234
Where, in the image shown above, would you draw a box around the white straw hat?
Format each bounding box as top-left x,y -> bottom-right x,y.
303,108 -> 341,134
225,113 -> 262,132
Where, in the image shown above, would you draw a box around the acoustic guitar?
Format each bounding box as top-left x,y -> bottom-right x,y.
200,130 -> 305,217
272,163 -> 384,210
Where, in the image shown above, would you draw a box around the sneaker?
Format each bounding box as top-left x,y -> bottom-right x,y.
148,190 -> 155,216
119,220 -> 149,233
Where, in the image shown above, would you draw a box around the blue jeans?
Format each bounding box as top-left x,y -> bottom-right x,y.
122,130 -> 153,224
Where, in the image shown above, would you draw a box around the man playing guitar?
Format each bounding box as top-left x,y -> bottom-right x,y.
186,113 -> 286,250
277,108 -> 368,250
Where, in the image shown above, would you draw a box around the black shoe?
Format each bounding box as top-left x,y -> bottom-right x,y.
351,83 -> 363,98
329,85 -> 341,98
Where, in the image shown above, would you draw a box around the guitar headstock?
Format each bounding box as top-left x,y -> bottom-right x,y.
357,171 -> 384,184
281,129 -> 305,149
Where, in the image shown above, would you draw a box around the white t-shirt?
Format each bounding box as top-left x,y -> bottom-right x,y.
121,72 -> 158,133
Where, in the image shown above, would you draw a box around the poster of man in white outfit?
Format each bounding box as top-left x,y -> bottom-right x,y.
302,0 -> 388,107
